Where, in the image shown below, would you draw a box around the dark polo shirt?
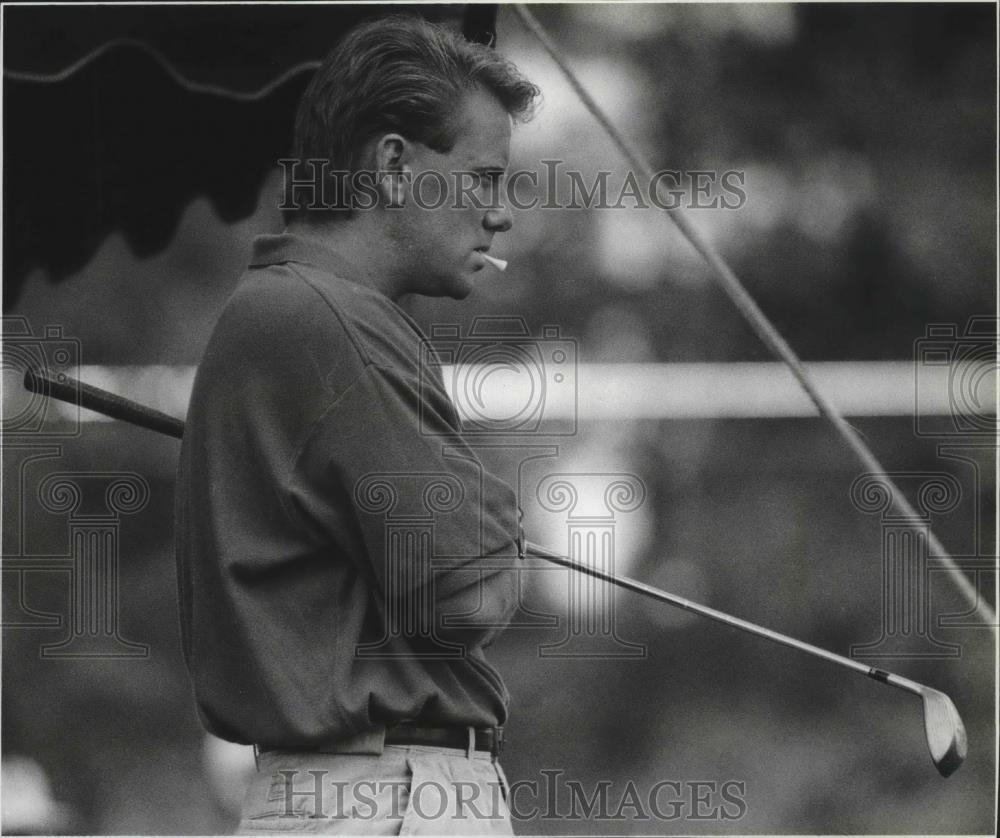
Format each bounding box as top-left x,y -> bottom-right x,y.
175,232 -> 520,748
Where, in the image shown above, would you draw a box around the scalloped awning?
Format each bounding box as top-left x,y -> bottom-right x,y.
3,4 -> 496,305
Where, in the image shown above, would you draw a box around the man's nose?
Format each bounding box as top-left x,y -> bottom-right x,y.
483,205 -> 513,233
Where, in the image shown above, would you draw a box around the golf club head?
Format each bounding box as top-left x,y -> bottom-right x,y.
921,688 -> 967,777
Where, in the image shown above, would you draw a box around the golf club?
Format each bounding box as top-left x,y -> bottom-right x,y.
23,368 -> 185,439
524,540 -> 967,777
21,369 -> 969,775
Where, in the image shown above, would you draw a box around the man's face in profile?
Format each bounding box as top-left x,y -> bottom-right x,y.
393,88 -> 514,300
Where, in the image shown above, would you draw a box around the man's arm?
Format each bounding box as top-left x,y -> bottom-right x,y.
288,362 -> 521,651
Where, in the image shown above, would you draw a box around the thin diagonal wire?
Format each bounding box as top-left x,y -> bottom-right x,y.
514,4 -> 994,626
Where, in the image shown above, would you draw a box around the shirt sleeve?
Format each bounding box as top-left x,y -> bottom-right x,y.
287,362 -> 520,650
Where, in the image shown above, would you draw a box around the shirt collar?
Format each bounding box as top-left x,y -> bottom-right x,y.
249,230 -> 361,285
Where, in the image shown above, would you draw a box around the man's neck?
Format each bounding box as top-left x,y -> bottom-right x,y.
287,218 -> 404,301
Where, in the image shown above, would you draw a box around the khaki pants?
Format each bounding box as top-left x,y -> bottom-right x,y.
237,727 -> 513,835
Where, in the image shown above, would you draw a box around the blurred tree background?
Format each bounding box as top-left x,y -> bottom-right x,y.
3,3 -> 995,834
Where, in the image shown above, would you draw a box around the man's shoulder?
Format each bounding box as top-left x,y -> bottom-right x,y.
216,259 -> 428,375
264,260 -> 429,371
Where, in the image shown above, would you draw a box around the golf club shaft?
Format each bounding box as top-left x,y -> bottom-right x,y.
23,369 -> 185,439
523,540 -> 925,698
19,372 -> 932,701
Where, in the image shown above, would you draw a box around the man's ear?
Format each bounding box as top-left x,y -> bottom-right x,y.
373,134 -> 411,208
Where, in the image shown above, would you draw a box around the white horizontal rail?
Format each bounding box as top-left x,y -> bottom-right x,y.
10,361 -> 990,423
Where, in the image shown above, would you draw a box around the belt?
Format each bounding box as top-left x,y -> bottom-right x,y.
386,725 -> 504,757
256,725 -> 505,762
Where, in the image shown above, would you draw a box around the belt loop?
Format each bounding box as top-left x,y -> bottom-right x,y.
252,743 -> 261,771
493,726 -> 504,761
466,727 -> 475,759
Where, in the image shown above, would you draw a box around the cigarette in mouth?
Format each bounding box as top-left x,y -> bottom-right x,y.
480,253 -> 508,272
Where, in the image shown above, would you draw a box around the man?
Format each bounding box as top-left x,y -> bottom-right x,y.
174,15 -> 539,835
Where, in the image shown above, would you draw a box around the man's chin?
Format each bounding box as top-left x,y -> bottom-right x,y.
408,270 -> 476,300
448,280 -> 474,301
438,273 -> 475,300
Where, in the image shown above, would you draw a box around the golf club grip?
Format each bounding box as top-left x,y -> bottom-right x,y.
23,369 -> 185,439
